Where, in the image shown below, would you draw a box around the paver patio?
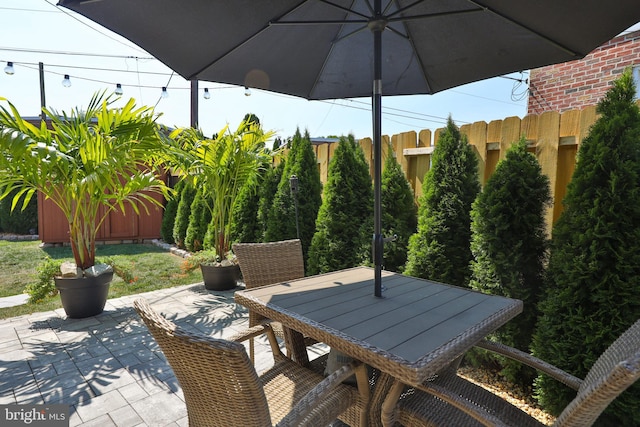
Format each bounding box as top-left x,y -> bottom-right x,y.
0,282 -> 328,426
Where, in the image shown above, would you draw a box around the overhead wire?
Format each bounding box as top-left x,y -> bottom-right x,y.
40,0 -> 150,55
1,0 -> 532,131
526,82 -> 553,115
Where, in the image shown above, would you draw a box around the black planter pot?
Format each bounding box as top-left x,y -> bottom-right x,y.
200,264 -> 240,291
54,271 -> 113,318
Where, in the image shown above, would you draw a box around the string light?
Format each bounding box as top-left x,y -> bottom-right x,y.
161,86 -> 169,98
0,60 -> 260,101
4,61 -> 14,75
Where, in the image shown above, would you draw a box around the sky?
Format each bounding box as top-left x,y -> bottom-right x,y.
0,1 -> 638,143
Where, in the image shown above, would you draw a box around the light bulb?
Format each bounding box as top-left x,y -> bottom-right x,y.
161,87 -> 169,98
203,88 -> 211,99
244,86 -> 251,97
62,74 -> 71,87
4,62 -> 14,75
115,83 -> 123,95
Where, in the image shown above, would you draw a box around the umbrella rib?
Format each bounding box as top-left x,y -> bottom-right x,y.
332,24 -> 370,43
186,0 -> 345,80
386,0 -> 426,17
387,9 -> 482,23
270,19 -> 367,25
319,0 -> 371,20
468,0 -> 582,57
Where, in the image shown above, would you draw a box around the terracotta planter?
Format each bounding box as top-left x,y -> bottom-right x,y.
200,264 -> 240,291
54,271 -> 113,318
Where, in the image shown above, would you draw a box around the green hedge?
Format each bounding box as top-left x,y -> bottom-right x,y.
405,117 -> 480,287
0,189 -> 38,235
307,135 -> 373,275
469,138 -> 551,385
532,70 -> 640,426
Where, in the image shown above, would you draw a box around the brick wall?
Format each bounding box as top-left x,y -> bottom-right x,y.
527,30 -> 640,115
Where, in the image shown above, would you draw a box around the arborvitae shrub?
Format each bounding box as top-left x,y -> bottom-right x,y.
307,135 -> 373,275
230,162 -> 270,244
265,129 -> 322,264
185,187 -> 211,252
256,161 -> 285,242
532,70 -> 640,426
160,179 -> 183,244
469,138 -> 551,385
404,117 -> 480,287
172,181 -> 196,249
381,150 -> 417,272
0,188 -> 38,234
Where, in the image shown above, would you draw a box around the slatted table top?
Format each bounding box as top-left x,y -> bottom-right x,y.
235,266 -> 522,385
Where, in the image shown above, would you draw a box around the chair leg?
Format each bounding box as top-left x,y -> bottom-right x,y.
283,327 -> 310,367
249,337 -> 255,364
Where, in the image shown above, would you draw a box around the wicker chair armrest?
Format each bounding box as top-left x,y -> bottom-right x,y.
413,381 -> 511,427
227,323 -> 284,358
277,362 -> 363,427
476,339 -> 583,390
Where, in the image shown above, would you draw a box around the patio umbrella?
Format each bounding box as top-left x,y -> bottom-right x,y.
59,0 -> 640,296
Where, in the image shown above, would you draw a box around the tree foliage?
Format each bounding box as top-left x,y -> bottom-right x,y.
265,129 -> 322,263
171,120 -> 273,257
0,92 -> 171,269
172,181 -> 196,249
404,117 -> 480,287
469,138 -> 551,385
532,70 -> 640,425
230,156 -> 277,244
160,179 -> 183,244
0,188 -> 37,234
307,135 -> 373,275
381,150 -> 417,272
186,187 -> 211,252
257,161 -> 285,242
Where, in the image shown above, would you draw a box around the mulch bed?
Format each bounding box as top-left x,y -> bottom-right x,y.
458,366 -> 556,425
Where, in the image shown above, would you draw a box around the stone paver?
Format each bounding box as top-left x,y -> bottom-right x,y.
0,282 -> 301,426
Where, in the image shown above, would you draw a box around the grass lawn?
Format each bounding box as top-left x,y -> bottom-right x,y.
0,240 -> 203,320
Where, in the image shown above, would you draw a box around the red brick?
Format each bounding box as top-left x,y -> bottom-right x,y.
528,29 -> 640,115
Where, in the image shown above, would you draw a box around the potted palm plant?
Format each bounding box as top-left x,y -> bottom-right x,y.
171,119 -> 274,290
0,93 -> 172,317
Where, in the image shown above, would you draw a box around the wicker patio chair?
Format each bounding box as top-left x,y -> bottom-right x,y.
233,239 -> 317,362
390,318 -> 640,427
133,298 -> 369,427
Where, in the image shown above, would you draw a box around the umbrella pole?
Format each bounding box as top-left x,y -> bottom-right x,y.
373,2 -> 383,298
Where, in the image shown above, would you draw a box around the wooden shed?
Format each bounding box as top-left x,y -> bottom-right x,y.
37,190 -> 165,244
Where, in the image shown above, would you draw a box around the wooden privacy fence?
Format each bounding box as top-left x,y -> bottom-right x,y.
311,104 -> 609,233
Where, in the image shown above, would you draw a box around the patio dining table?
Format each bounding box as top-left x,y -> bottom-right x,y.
234,266 -> 522,426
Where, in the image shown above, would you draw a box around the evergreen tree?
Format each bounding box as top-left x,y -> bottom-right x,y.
307,135 -> 373,275
230,154 -> 278,244
265,129 -> 322,262
405,117 -> 480,287
185,187 -> 211,252
257,160 -> 285,241
160,179 -> 183,244
469,138 -> 551,385
381,150 -> 417,272
0,188 -> 38,234
172,181 -> 196,249
229,180 -> 262,244
532,70 -> 640,425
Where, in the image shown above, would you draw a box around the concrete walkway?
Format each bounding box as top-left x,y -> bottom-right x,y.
0,293 -> 30,308
0,283 -> 327,426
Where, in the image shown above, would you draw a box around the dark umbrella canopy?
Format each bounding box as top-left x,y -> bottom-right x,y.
60,0 -> 639,99
59,0 -> 640,295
